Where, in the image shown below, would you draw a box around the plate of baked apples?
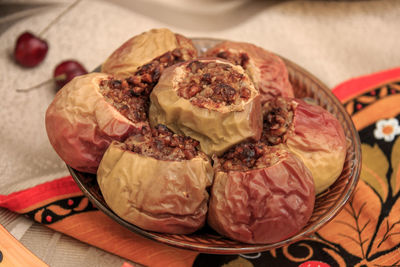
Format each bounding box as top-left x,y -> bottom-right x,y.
45,28 -> 361,253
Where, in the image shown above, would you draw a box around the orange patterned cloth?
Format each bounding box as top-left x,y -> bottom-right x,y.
0,177 -> 197,267
1,67 -> 400,266
195,67 -> 400,266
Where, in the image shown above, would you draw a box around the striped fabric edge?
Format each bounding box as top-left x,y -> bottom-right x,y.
0,176 -> 82,213
332,67 -> 400,102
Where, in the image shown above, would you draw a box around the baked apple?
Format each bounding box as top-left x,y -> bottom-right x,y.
97,125 -> 213,234
208,143 -> 315,244
149,58 -> 262,156
45,73 -> 150,174
204,41 -> 294,105
101,28 -> 198,78
261,97 -> 347,194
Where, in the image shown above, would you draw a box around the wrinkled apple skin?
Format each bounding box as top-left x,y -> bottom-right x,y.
101,28 -> 197,78
45,73 -> 147,173
204,41 -> 294,105
149,58 -> 262,156
97,141 -> 214,234
286,99 -> 347,194
208,150 -> 315,244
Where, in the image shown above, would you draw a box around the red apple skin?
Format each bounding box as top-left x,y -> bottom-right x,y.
45,73 -> 147,173
14,32 -> 48,67
287,98 -> 347,194
207,150 -> 315,244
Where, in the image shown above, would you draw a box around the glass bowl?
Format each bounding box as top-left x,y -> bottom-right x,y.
68,38 -> 361,254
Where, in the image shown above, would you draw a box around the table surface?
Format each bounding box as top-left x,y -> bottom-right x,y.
0,0 -> 399,266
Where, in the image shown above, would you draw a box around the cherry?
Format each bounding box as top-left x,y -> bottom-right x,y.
13,0 -> 82,68
14,32 -> 49,67
16,60 -> 88,92
54,60 -> 88,88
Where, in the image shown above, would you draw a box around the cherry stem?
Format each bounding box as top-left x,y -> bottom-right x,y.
38,0 -> 82,38
16,74 -> 66,93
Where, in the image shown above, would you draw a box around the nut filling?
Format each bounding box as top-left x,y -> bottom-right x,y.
217,143 -> 286,172
99,48 -> 188,123
215,51 -> 250,69
99,78 -> 149,123
261,97 -> 296,145
177,60 -> 251,108
123,125 -> 200,161
131,48 -> 189,96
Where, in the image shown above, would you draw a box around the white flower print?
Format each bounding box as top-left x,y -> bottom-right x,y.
373,118 -> 400,142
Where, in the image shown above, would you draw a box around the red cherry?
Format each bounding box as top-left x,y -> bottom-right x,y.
54,60 -> 88,88
14,31 -> 48,67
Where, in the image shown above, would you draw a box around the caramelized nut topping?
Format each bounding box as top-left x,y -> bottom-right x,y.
218,143 -> 285,172
177,60 -> 251,108
99,78 -> 149,123
261,97 -> 296,145
216,51 -> 250,68
125,125 -> 200,161
99,48 -> 189,123
130,48 -> 188,96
